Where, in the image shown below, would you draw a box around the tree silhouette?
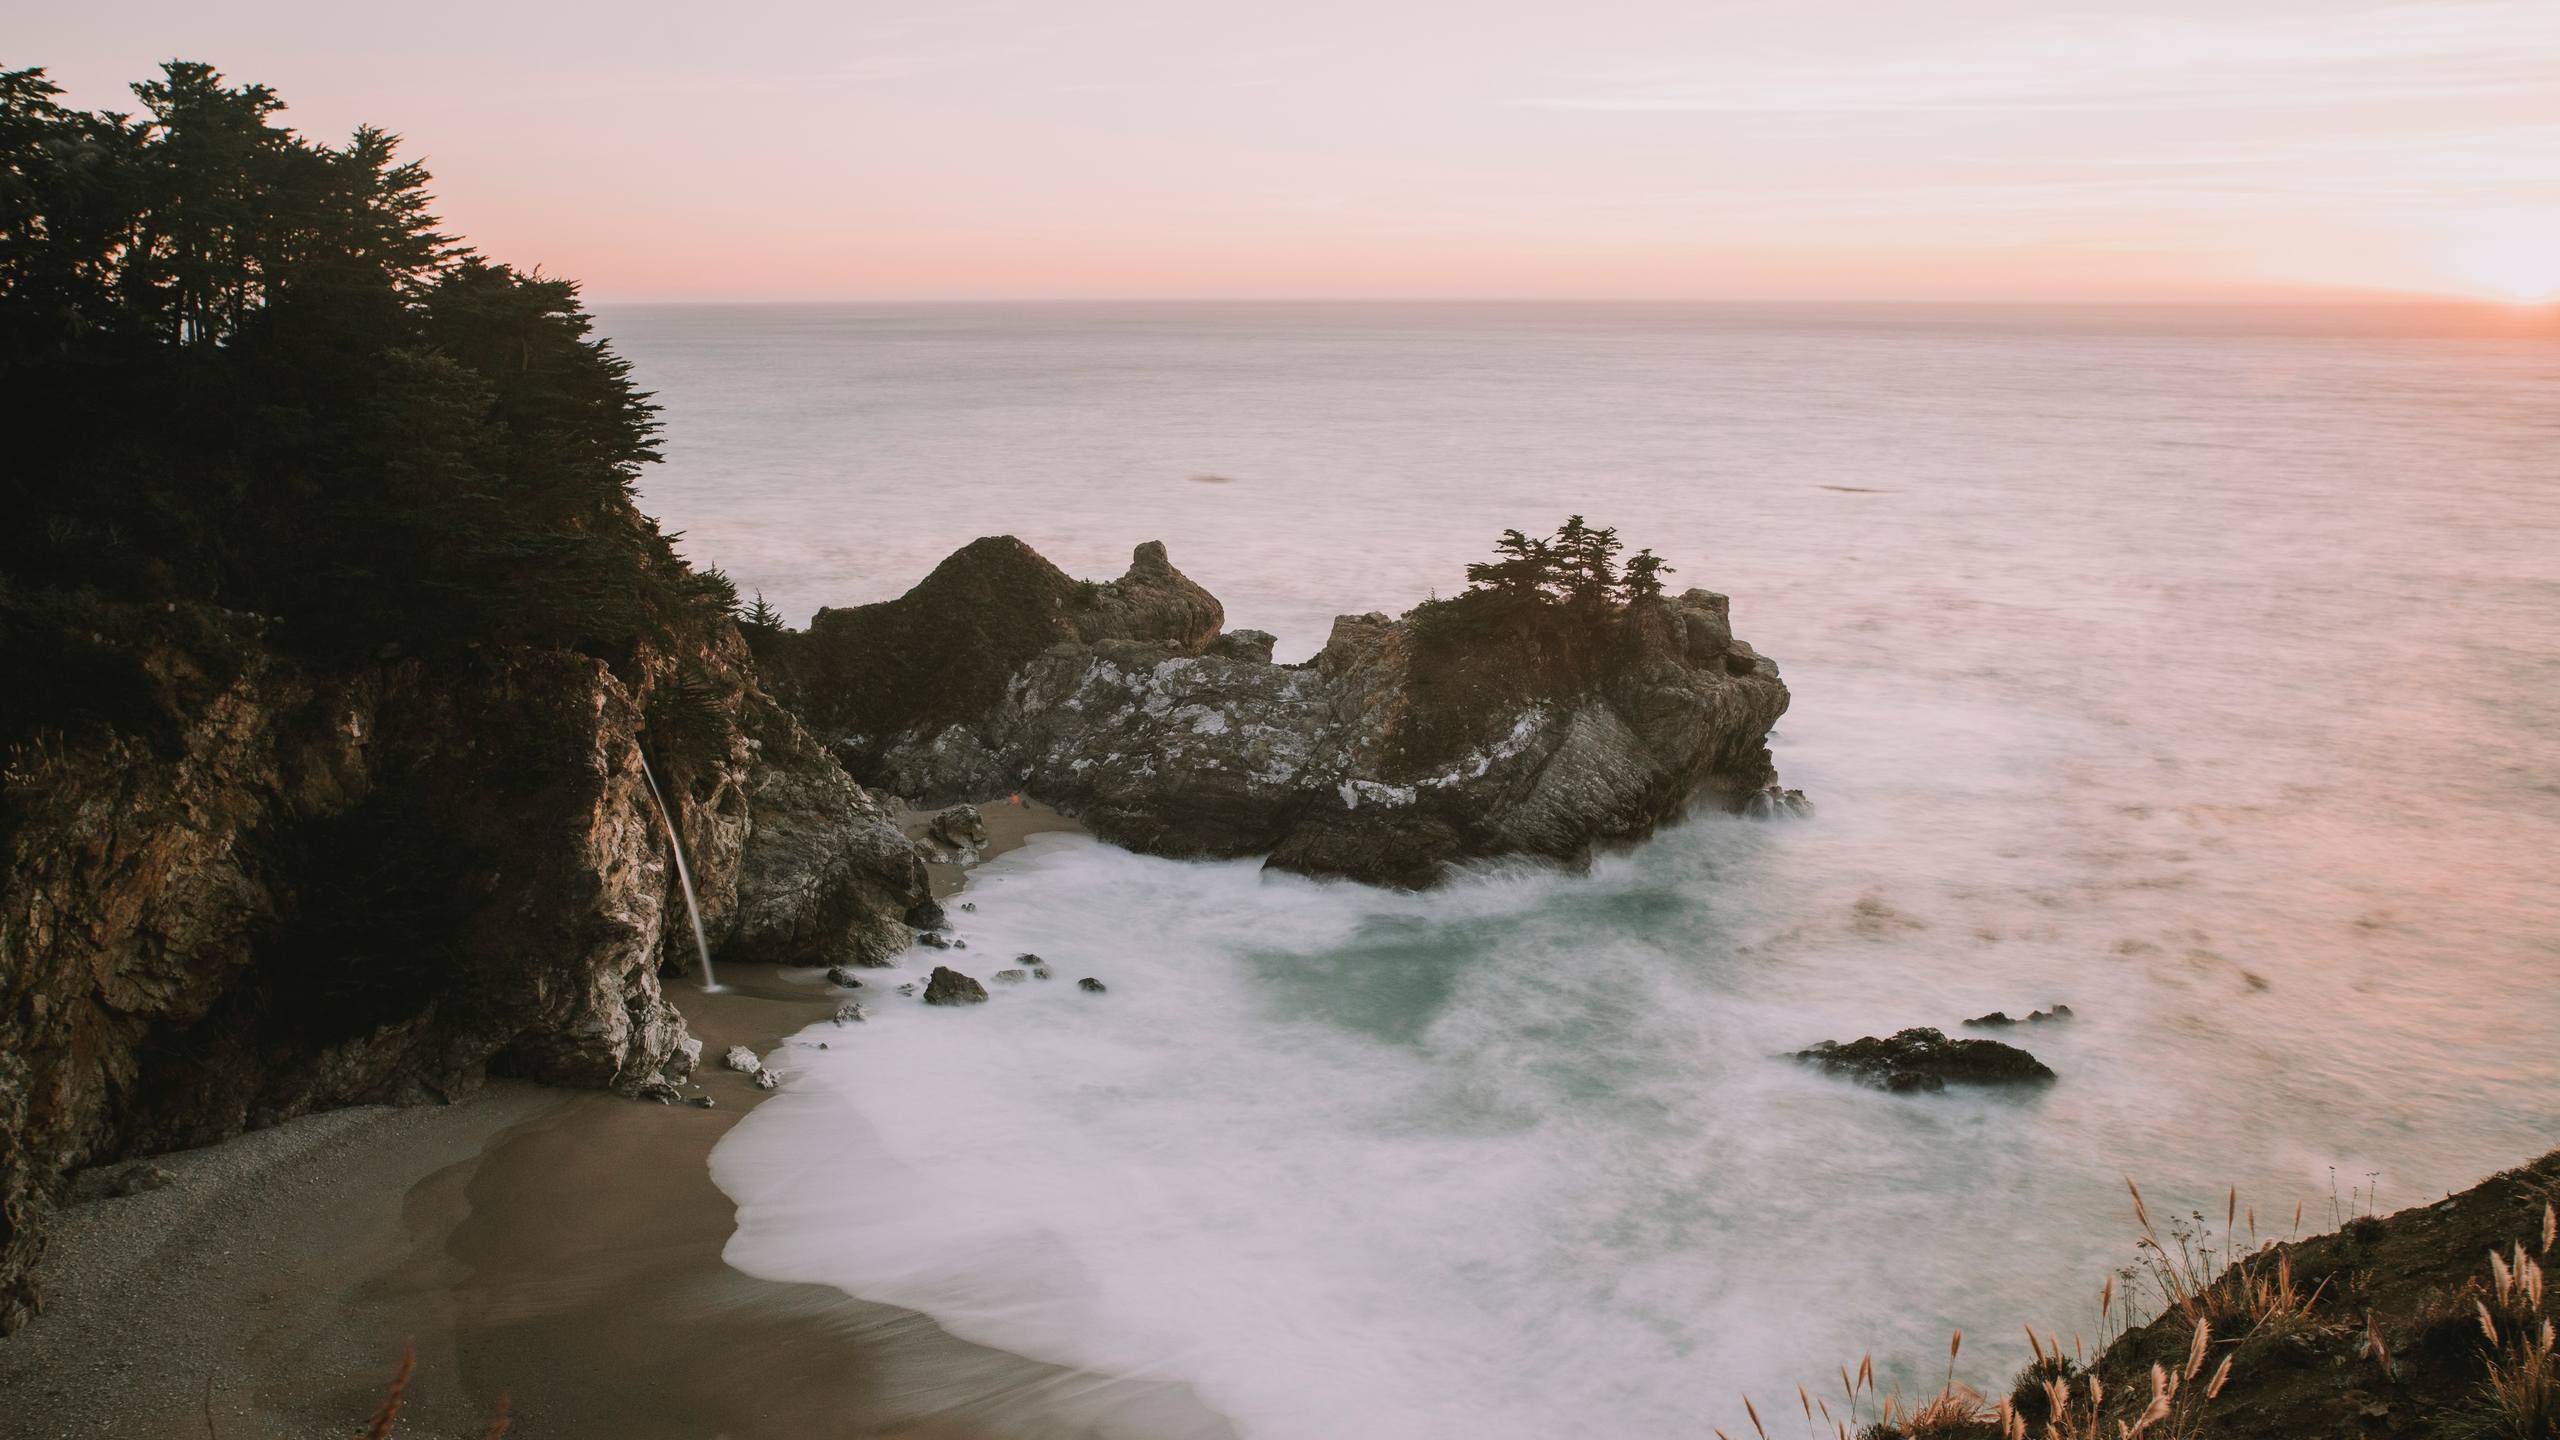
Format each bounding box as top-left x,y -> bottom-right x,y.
1464,527 -> 1561,599
0,59 -> 707,680
1620,548 -> 1673,601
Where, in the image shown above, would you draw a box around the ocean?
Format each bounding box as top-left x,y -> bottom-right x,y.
601,301 -> 2560,1438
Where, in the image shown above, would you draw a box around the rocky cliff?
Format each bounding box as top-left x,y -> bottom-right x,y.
755,538 -> 1796,888
0,602 -> 925,1333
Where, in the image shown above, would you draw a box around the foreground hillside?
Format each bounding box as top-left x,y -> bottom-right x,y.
1814,1149 -> 2558,1439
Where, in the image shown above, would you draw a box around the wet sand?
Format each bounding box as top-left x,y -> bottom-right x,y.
900,797 -> 1088,898
1,800 -> 1230,1439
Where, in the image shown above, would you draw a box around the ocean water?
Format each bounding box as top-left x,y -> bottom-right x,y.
605,302 -> 2560,1438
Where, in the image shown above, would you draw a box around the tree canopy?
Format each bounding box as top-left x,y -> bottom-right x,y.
0,60 -> 711,680
1459,516 -> 1673,612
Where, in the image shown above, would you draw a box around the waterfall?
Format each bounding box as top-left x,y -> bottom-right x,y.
637,749 -> 719,992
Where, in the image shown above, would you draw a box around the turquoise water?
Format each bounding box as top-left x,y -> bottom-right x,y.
605,302 -> 2560,1438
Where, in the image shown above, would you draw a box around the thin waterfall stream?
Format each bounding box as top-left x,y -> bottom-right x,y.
637,749 -> 719,992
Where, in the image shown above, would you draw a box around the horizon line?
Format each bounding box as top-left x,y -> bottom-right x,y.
583,292 -> 2555,310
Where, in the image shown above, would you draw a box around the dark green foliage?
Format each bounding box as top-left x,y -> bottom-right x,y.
1622,547 -> 1673,599
649,661 -> 732,769
1458,517 -> 1664,610
1460,528 -> 1556,599
0,59 -> 708,680
740,591 -> 784,632
1396,517 -> 1679,775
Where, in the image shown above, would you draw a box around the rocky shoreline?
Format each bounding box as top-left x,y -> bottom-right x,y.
0,807 -> 1235,1439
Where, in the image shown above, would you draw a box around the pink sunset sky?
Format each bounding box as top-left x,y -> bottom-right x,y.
16,0 -> 2560,304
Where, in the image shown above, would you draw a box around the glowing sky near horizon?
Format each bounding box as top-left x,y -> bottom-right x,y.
13,0 -> 2560,302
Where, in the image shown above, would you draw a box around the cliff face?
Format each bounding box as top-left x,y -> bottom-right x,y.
757,539 -> 1794,889
0,603 -> 925,1333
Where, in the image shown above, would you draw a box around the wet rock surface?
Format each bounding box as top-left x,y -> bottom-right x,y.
922,967 -> 989,1006
1794,1027 -> 2056,1093
1963,1004 -> 2073,1028
757,537 -> 1793,889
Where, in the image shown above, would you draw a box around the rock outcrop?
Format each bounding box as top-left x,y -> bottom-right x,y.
922,966 -> 988,1006
1793,1027 -> 2057,1092
0,601 -> 926,1333
755,537 -> 1793,888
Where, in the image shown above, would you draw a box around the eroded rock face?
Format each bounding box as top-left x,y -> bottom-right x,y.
759,538 -> 1793,888
0,602 -> 925,1334
1794,1027 -> 2057,1093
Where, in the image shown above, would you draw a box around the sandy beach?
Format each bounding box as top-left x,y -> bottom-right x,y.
0,801 -> 1230,1440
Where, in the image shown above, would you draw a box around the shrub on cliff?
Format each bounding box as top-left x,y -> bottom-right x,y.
1399,517 -> 1679,770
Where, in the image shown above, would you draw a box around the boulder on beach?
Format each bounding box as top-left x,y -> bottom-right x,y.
722,1045 -> 762,1074
916,931 -> 951,950
929,804 -> 989,852
1794,1027 -> 2054,1093
831,1001 -> 867,1024
906,896 -> 949,931
752,1068 -> 781,1090
924,966 -> 989,1005
825,966 -> 865,988
633,1079 -> 683,1106
1078,977 -> 1108,994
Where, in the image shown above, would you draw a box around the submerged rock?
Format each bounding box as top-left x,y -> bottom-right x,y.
825,966 -> 865,988
993,968 -> 1029,983
923,966 -> 989,1006
1963,1005 -> 2073,1028
1078,977 -> 1109,994
916,931 -> 951,950
1744,785 -> 1816,819
755,538 -> 1794,889
906,897 -> 949,932
831,1001 -> 868,1025
751,1068 -> 781,1090
1795,1027 -> 2055,1093
1032,966 -> 1052,980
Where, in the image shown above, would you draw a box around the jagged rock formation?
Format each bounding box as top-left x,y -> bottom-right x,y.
0,603 -> 926,1333
1793,1027 -> 2057,1092
755,537 -> 1794,888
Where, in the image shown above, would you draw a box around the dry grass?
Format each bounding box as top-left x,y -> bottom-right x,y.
1729,1181 -> 2262,1440
2127,1179 -> 2323,1341
2473,1205 -> 2558,1439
